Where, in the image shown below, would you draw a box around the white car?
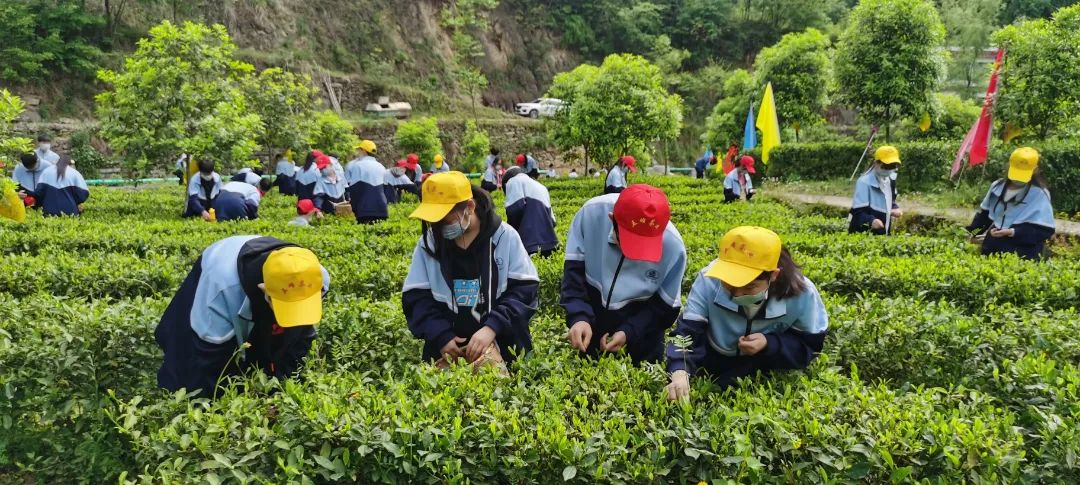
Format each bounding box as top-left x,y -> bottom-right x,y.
515,98 -> 565,118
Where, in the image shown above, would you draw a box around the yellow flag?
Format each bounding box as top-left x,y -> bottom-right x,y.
755,82 -> 781,163
918,112 -> 932,132
1003,123 -> 1023,143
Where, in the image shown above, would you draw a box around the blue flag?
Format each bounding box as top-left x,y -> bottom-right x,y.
742,103 -> 756,150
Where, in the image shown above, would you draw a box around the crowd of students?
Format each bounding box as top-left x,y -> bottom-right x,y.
5,135 -> 1056,401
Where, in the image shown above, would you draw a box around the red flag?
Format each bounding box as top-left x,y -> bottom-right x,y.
722,145 -> 738,174
951,120 -> 978,178
969,48 -> 1005,167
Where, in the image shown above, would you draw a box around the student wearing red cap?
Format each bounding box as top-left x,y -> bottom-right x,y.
402,172 -> 539,370
312,153 -> 347,214
384,161 -> 420,204
723,155 -> 757,203
561,184 -> 687,364
665,226 -> 828,400
289,199 -> 320,227
404,154 -> 422,184
516,153 -> 540,179
155,236 -> 330,398
604,155 -> 637,194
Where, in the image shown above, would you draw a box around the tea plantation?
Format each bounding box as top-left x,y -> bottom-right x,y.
1,177 -> 1077,483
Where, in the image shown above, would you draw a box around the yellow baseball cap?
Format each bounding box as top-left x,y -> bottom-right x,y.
705,226 -> 782,287
356,139 -> 377,154
410,171 -> 472,222
263,247 -> 323,327
874,146 -> 901,165
1008,147 -> 1039,183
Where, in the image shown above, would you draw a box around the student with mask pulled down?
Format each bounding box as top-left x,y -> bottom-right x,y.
155,236 -> 330,398
965,147 -> 1056,260
501,166 -> 559,257
183,159 -> 223,220
402,172 -> 539,372
665,226 -> 828,401
849,146 -> 903,235
561,184 -> 687,364
35,154 -> 89,217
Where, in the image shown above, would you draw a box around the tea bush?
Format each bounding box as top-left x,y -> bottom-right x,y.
1,176 -> 1078,482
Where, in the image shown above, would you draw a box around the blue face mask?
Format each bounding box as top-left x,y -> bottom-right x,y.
441,209 -> 471,240
875,167 -> 896,179
731,289 -> 768,307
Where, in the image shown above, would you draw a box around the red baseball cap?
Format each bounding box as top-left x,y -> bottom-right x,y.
613,184 -> 671,263
516,154 -> 526,165
406,153 -> 419,164
620,155 -> 638,173
315,155 -> 331,170
740,155 -> 756,174
395,159 -> 408,167
297,199 -> 316,215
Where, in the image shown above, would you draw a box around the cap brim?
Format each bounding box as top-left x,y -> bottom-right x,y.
270,291 -> 322,327
409,202 -> 457,222
878,157 -> 901,165
1008,166 -> 1033,183
628,165 -> 639,173
617,225 -> 663,263
704,259 -> 763,287
746,166 -> 757,174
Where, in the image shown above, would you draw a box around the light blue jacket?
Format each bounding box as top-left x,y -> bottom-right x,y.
345,155 -> 385,187
723,169 -> 753,194
979,179 -> 1055,230
605,165 -> 627,189
13,159 -> 54,191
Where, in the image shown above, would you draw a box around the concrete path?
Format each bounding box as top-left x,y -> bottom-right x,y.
769,191 -> 1080,237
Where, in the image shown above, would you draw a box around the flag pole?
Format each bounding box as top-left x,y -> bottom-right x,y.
850,124 -> 879,180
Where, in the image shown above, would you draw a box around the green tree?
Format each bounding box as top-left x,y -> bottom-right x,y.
702,69 -> 755,149
833,0 -> 947,140
460,120 -> 491,173
546,63 -> 601,170
96,21 -> 261,176
941,0 -> 1001,96
548,54 -> 683,169
0,90 -> 33,163
394,117 -> 443,164
992,4 -> 1080,139
999,0 -> 1077,24
306,111 -> 359,158
752,28 -> 831,141
0,0 -> 104,83
245,68 -> 319,161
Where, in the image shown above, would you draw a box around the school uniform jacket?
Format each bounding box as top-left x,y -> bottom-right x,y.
231,169 -> 261,185
295,165 -> 320,200
560,193 -> 687,363
967,179 -> 1056,260
155,236 -> 329,396
213,181 -> 262,221
605,165 -> 627,194
313,172 -> 347,214
274,160 -> 297,196
345,155 -> 389,220
723,170 -> 754,202
402,214 -> 539,364
35,165 -> 89,217
849,170 -> 898,234
183,173 -> 222,217
504,174 -> 558,254
383,169 -> 419,203
13,160 -> 55,201
666,263 -> 829,386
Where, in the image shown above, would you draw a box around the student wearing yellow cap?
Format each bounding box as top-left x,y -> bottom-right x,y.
344,140 -> 388,224
155,236 -> 330,398
965,147 -> 1055,260
431,154 -> 450,173
849,146 -> 903,235
665,227 -> 828,400
402,172 -> 539,370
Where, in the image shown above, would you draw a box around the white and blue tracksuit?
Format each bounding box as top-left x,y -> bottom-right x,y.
35,165 -> 89,217
402,210 -> 539,365
295,165 -> 320,200
274,159 -> 297,196
345,155 -> 388,222
723,169 -> 755,202
13,159 -> 54,203
504,174 -> 558,255
560,193 -> 687,363
155,236 -> 330,397
212,181 -> 262,221
604,165 -> 628,194
34,147 -> 60,164
383,169 -> 419,203
667,263 -> 829,387
313,170 -> 347,214
966,179 -> 1056,260
481,165 -> 500,192
183,173 -> 222,217
524,155 -> 539,177
431,162 -> 450,173
849,170 -> 897,234
231,168 -> 262,186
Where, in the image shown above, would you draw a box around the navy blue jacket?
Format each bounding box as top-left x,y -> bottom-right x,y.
345,156 -> 388,220
212,182 -> 262,222
155,236 -> 329,397
503,174 -> 558,254
35,165 -> 89,217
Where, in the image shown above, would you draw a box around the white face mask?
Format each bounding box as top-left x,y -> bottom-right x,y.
876,167 -> 896,178
200,173 -> 214,181
39,143 -> 51,152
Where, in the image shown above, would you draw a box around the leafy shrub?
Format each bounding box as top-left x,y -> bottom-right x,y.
306,110 -> 359,158
394,117 -> 443,164
459,120 -> 490,173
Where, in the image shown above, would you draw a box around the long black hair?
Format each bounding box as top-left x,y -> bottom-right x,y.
303,152 -> 317,171
56,154 -> 72,179
754,247 -> 806,299
420,185 -> 496,257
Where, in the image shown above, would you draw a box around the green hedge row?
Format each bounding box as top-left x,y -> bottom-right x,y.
764,141 -> 1080,214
